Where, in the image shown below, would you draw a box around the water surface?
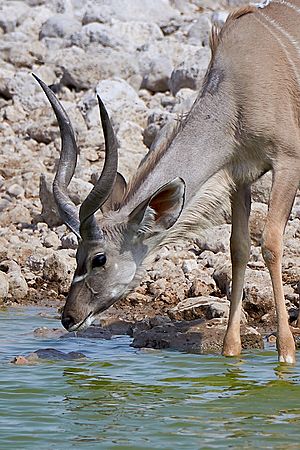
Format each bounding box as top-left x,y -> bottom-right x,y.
1,307 -> 300,449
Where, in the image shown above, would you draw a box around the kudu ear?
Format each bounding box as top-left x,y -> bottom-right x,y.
101,172 -> 127,213
128,177 -> 185,235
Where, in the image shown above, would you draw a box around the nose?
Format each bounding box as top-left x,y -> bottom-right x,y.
61,315 -> 75,331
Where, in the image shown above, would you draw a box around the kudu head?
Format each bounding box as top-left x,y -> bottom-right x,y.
34,75 -> 185,331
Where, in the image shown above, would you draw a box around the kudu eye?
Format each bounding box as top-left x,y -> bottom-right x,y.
91,253 -> 107,268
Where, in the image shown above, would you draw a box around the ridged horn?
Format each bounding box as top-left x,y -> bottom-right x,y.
33,74 -> 80,238
79,95 -> 118,239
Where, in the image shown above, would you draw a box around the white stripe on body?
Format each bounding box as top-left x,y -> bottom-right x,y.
253,11 -> 300,90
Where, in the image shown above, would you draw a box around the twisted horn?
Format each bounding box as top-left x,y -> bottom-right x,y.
33,74 -> 80,238
79,95 -> 118,238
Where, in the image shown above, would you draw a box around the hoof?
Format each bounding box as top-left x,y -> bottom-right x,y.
278,353 -> 296,364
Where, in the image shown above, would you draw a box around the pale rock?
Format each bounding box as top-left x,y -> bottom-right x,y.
39,173 -> 93,227
169,47 -> 210,95
82,0 -> 180,27
141,55 -> 173,93
0,204 -> 31,226
7,184 -> 24,198
0,2 -> 30,33
61,232 -> 78,249
1,260 -> 28,300
43,249 -> 76,292
43,231 -> 60,248
182,259 -> 198,273
39,14 -> 81,39
0,271 -> 9,302
211,10 -> 229,27
251,171 -> 272,204
187,13 -> 212,46
96,78 -> 148,128
56,47 -> 141,91
249,202 -> 268,246
196,225 -> 231,254
243,268 -> 275,320
169,296 -> 247,323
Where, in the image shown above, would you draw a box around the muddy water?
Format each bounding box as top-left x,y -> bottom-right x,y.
1,307 -> 300,449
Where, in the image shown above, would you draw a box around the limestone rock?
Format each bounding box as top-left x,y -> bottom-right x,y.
43,249 -> 76,293
39,14 -> 82,39
0,271 -> 9,302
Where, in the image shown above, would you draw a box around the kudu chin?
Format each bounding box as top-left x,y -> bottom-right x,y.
35,0 -> 300,363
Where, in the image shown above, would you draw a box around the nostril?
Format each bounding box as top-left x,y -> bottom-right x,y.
61,315 -> 75,331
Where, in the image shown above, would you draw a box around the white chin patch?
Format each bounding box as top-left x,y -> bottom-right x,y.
68,313 -> 96,332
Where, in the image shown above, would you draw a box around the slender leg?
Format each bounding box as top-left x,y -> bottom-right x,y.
223,184 -> 251,356
261,164 -> 300,363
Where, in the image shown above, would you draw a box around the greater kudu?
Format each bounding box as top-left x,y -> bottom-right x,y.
35,1 -> 300,363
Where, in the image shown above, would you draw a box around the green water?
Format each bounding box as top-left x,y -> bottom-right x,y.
0,308 -> 300,450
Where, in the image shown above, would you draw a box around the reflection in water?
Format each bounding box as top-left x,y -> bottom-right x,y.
1,307 -> 300,449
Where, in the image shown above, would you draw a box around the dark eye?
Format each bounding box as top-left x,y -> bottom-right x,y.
92,253 -> 107,268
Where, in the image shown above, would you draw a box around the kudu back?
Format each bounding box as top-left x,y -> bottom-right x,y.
35,1 -> 300,363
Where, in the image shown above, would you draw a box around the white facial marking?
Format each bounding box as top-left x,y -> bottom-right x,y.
68,313 -> 96,332
252,0 -> 271,9
72,273 -> 88,284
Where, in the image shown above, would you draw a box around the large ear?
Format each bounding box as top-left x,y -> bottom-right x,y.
101,172 -> 127,213
128,177 -> 185,235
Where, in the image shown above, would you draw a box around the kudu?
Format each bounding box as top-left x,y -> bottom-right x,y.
35,1 -> 300,363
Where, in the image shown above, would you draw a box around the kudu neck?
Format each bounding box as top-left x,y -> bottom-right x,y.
122,80 -> 236,214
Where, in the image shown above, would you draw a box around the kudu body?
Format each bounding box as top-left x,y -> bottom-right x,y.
36,1 -> 300,363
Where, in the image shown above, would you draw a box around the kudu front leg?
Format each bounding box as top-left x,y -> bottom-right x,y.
223,185 -> 251,357
261,165 -> 299,364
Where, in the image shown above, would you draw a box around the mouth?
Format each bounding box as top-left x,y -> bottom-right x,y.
68,312 -> 96,332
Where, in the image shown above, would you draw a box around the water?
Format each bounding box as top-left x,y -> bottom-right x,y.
1,307 -> 300,450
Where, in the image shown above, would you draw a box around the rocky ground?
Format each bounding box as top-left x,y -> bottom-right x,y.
0,0 -> 299,354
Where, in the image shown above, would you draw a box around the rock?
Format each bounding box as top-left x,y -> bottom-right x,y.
82,0 -> 180,27
42,231 -> 60,248
189,270 -> 217,296
12,356 -> 30,365
0,260 -> 28,301
243,269 -> 275,321
251,172 -> 272,204
17,348 -> 86,361
187,13 -> 212,46
39,173 -> 93,227
0,204 -> 31,227
0,271 -> 9,302
61,232 -> 78,249
65,326 -> 112,340
56,47 -> 141,91
39,14 -> 82,39
249,202 -> 268,246
6,183 -> 24,198
43,250 -> 76,293
169,47 -> 210,95
141,55 -> 173,93
213,263 -> 232,297
95,78 -> 147,128
196,225 -> 231,254
211,10 -> 229,27
0,2 -> 30,33
77,20 -> 163,51
168,296 -> 230,321
132,318 -> 263,353
181,259 -> 198,273
33,327 -> 66,338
